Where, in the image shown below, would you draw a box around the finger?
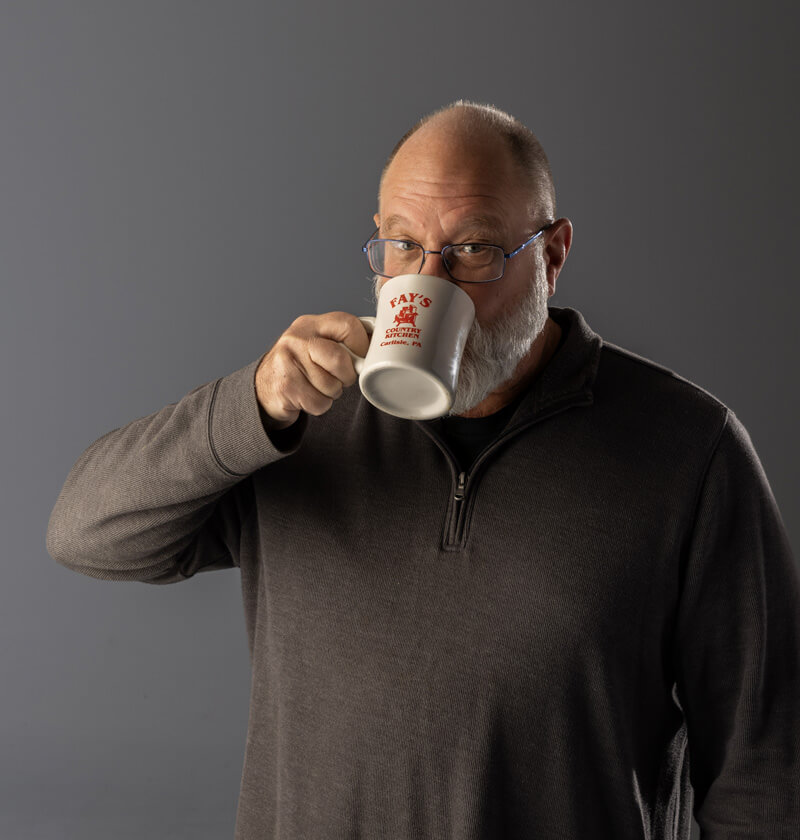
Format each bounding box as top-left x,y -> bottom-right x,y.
263,345 -> 335,420
313,312 -> 371,359
295,346 -> 346,399
281,355 -> 337,417
307,336 -> 360,388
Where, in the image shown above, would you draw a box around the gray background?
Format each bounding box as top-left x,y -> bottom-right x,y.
1,1 -> 797,838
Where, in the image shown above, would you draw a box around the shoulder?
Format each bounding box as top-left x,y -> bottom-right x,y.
592,339 -> 731,463
549,306 -> 728,436
598,339 -> 727,414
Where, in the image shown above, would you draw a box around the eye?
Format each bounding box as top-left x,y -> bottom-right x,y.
389,240 -> 417,252
454,243 -> 489,256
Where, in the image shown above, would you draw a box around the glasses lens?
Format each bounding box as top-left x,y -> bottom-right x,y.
443,244 -> 505,283
367,240 -> 423,277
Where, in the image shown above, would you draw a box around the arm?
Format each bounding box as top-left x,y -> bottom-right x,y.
46,355 -> 308,585
673,410 -> 800,836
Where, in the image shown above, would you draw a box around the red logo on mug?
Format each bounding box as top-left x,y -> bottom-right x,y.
394,305 -> 418,327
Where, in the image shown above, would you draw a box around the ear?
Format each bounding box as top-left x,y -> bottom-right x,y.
543,218 -> 573,296
373,212 -> 380,230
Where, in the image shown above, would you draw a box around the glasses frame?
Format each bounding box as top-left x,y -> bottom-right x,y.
362,222 -> 554,284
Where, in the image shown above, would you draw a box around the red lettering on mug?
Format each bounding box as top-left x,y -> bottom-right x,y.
390,292 -> 432,308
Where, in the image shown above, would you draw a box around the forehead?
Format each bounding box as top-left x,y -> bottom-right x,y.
379,129 -> 529,229
381,211 -> 508,234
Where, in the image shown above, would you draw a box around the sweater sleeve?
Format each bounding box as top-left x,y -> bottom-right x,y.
672,409 -> 800,837
46,355 -> 309,585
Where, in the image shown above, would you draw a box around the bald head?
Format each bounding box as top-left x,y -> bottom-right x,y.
379,101 -> 556,223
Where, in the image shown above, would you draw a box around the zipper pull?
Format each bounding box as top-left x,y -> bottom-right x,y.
454,471 -> 466,501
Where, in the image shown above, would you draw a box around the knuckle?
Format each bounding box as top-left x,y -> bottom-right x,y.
269,340 -> 293,367
340,359 -> 358,386
305,395 -> 333,417
305,336 -> 325,367
281,332 -> 304,354
273,350 -> 296,379
308,336 -> 338,372
320,371 -> 344,398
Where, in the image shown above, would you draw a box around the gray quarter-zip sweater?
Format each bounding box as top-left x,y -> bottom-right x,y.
46,307 -> 800,839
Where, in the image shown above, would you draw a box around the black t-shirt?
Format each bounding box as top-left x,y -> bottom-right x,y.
433,391 -> 525,472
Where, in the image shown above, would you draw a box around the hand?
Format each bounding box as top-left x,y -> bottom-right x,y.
255,312 -> 370,429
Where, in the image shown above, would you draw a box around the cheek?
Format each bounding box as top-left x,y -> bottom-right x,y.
467,285 -> 505,326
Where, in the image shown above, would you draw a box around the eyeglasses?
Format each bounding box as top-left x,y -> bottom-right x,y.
362,223 -> 553,284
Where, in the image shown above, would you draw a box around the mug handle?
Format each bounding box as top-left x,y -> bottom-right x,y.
339,316 -> 375,375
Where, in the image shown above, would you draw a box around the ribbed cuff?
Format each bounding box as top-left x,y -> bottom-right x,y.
208,356 -> 308,477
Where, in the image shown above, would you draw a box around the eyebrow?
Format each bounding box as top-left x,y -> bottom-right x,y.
381,214 -> 507,241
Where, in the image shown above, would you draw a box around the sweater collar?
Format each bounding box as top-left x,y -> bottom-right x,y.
521,305 -> 603,419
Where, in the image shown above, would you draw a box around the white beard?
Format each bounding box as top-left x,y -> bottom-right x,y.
371,264 -> 550,417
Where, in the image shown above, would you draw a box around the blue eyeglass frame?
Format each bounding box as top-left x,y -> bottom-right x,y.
361,222 -> 554,283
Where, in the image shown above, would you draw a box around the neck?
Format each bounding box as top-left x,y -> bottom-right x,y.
455,316 -> 563,418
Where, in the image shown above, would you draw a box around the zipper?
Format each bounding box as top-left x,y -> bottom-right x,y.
451,470 -> 468,546
416,392 -> 594,551
454,471 -> 466,502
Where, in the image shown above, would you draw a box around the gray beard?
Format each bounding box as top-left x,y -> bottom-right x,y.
370,267 -> 549,417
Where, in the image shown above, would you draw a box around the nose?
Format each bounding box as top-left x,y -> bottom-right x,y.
420,250 -> 454,283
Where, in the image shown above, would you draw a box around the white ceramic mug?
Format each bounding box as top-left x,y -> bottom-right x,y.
341,273 -> 475,420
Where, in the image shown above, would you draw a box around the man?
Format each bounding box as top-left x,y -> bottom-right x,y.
47,101 -> 799,839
